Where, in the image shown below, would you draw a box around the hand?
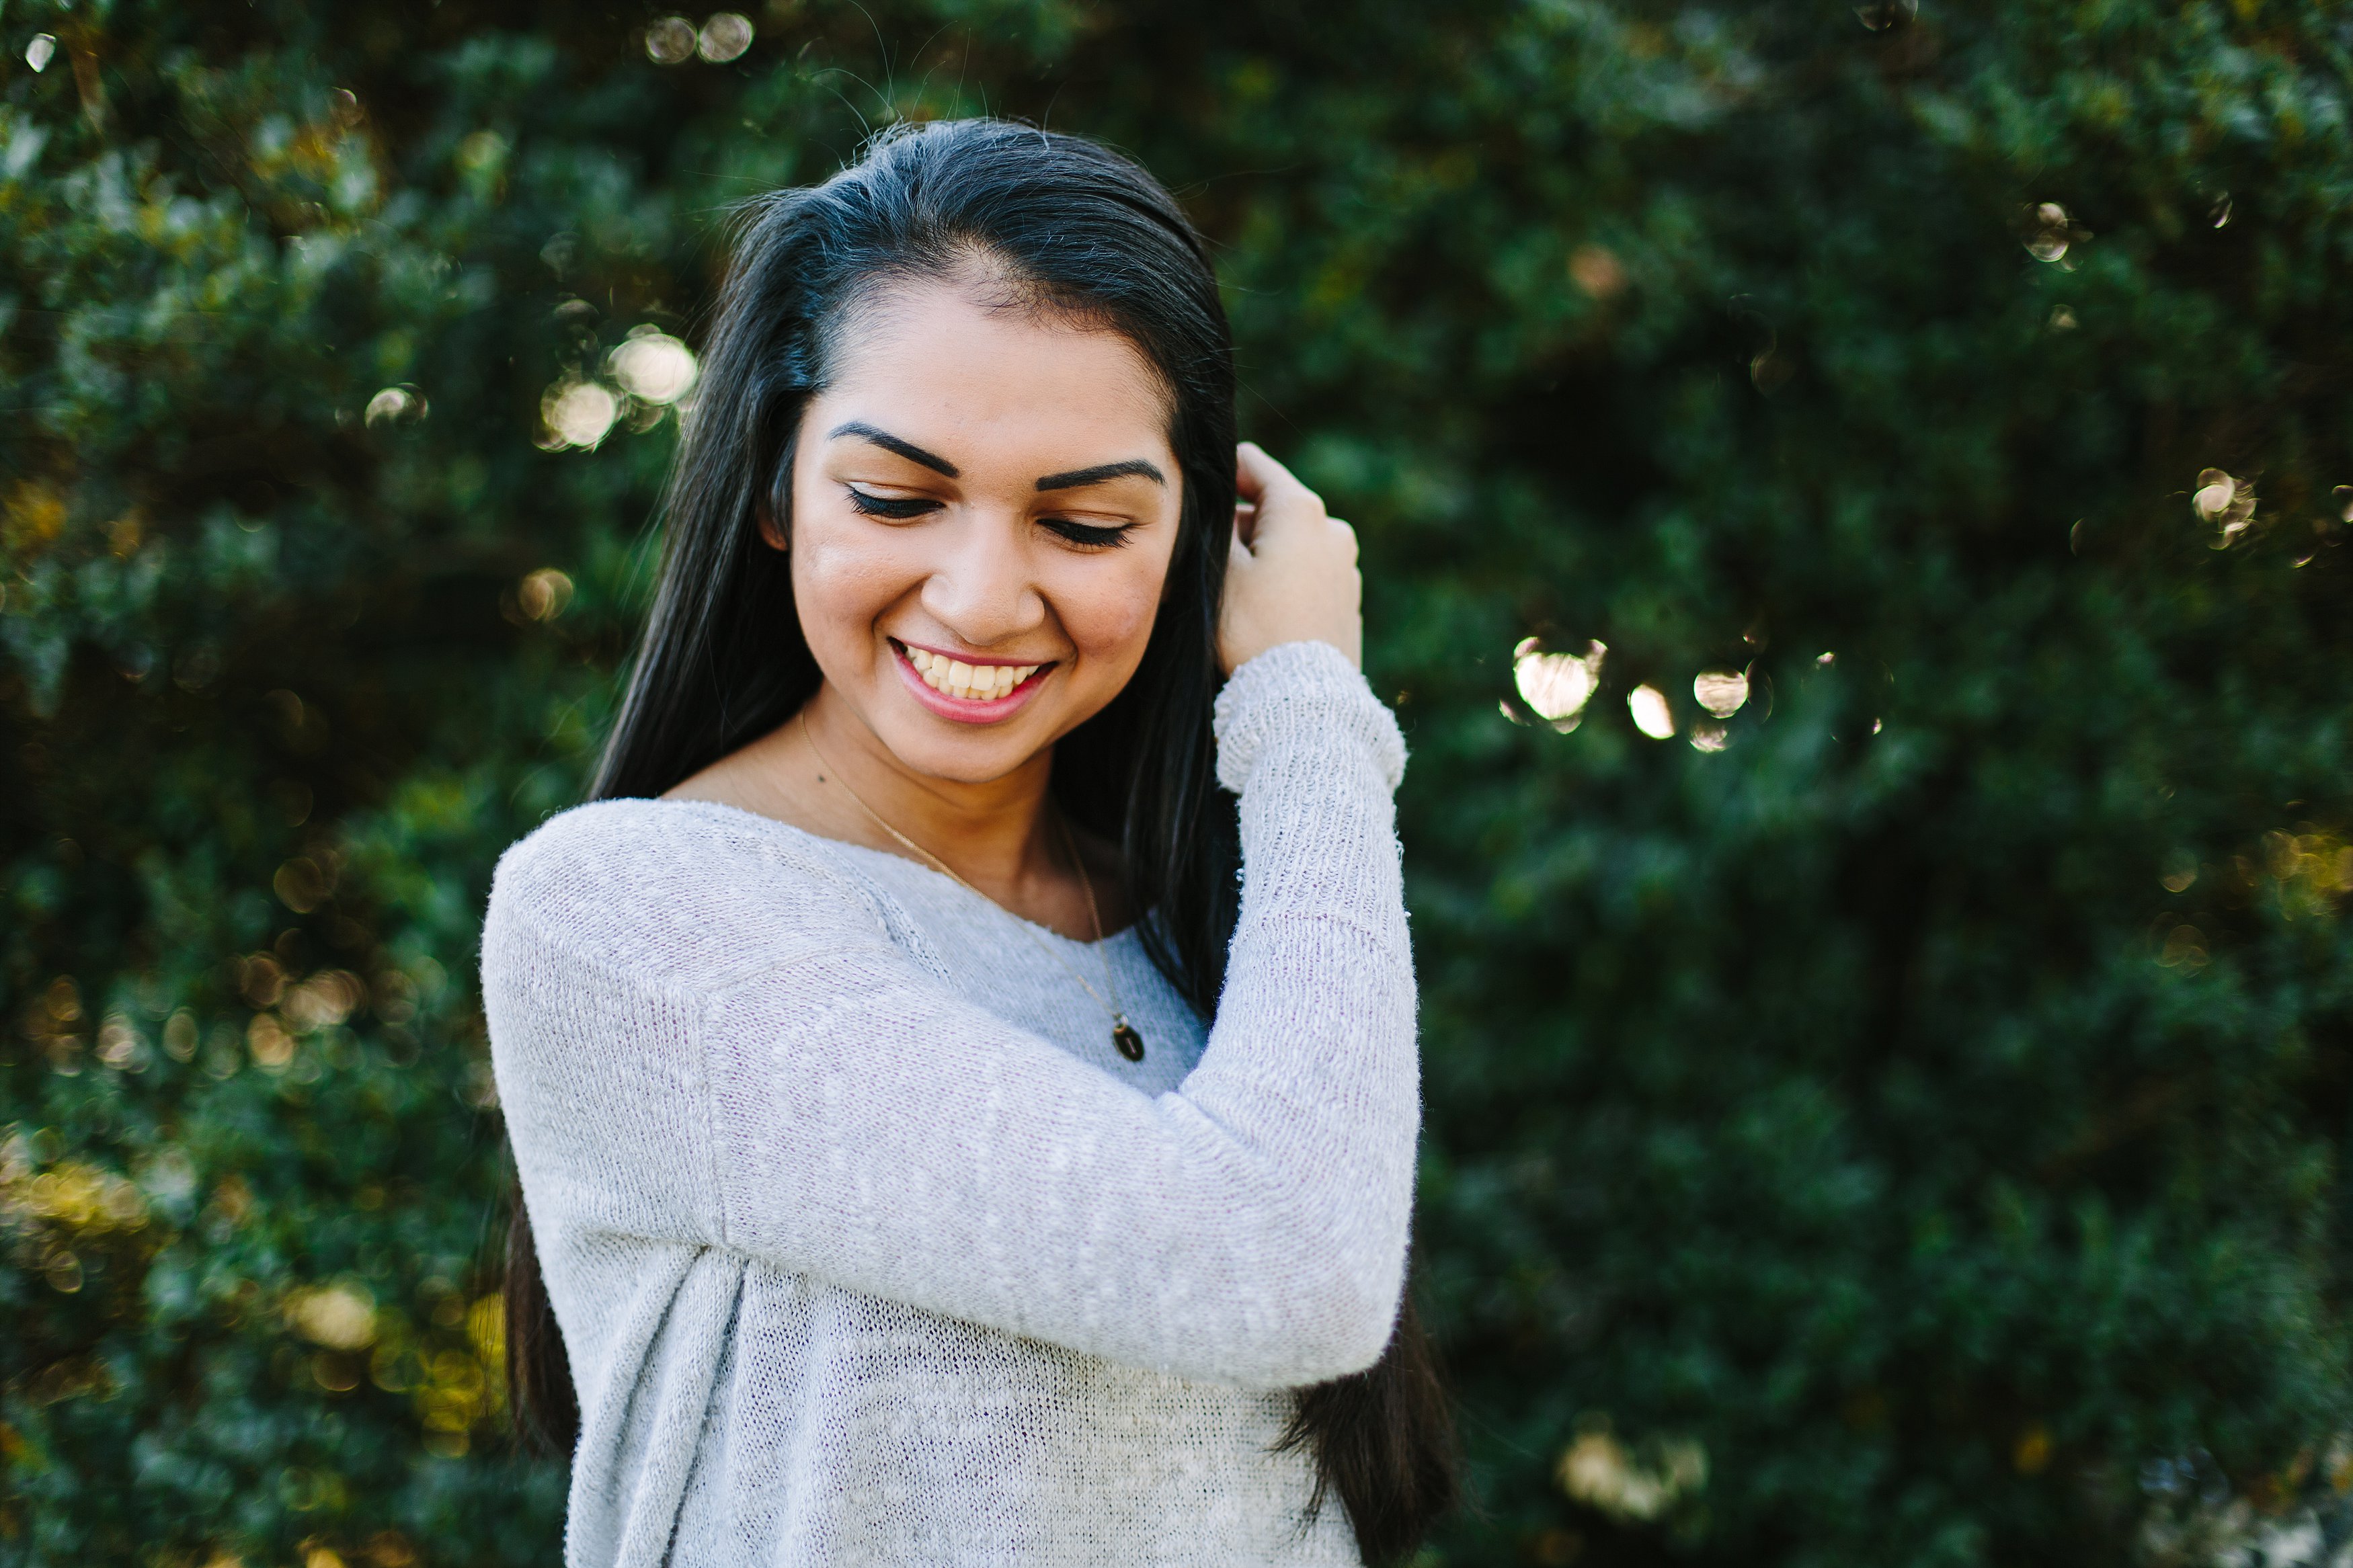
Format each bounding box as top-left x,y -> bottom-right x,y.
1218,442 -> 1363,676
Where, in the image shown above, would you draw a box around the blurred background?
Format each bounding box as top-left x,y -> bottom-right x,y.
5,1 -> 2353,1564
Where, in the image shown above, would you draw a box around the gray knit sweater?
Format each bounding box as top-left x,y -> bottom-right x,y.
481,640 -> 1419,1567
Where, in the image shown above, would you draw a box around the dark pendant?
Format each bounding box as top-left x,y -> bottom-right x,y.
1111,1018 -> 1146,1062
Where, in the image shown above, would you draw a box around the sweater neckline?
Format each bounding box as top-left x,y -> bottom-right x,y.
642,795 -> 1146,954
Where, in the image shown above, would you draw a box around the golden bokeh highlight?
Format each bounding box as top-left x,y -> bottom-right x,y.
1556,1419 -> 1708,1522
541,381 -> 618,449
1568,244 -> 1626,300
609,327 -> 699,404
247,1014 -> 295,1069
285,1283 -> 379,1352
1512,636 -> 1606,731
1627,683 -> 1675,739
519,567 -> 575,622
1692,669 -> 1748,717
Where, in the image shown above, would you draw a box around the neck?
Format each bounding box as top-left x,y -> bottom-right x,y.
798,681 -> 1063,907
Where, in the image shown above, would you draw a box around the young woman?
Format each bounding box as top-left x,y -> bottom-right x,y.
483,118 -> 1455,1567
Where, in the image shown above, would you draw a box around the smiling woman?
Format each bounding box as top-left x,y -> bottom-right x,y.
481,119 -> 1451,1568
758,282 -> 1186,800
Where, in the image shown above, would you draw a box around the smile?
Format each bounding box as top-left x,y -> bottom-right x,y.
904,645 -> 1043,700
890,640 -> 1055,723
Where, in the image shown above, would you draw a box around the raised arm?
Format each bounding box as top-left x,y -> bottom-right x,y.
485,640 -> 1414,1391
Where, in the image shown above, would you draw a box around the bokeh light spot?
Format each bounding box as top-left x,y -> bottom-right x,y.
543,381 -> 619,449
364,385 -> 427,427
25,34 -> 55,72
2028,204 -> 2069,260
2193,466 -> 2256,545
1693,669 -> 1749,717
247,1013 -> 295,1069
274,858 -> 329,913
284,971 -> 363,1030
456,130 -> 508,176
610,327 -> 698,403
286,1283 -> 378,1351
2026,202 -> 2080,263
645,17 -> 697,63
2159,925 -> 2208,970
1628,684 -> 1675,739
1557,1422 -> 1708,1522
698,13 -> 755,62
1568,245 -> 1626,300
1513,636 -> 1607,730
518,568 -> 575,622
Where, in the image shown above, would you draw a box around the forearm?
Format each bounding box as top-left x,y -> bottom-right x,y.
487,643 -> 1421,1388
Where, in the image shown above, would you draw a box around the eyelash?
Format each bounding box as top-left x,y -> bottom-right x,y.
843,487 -> 936,521
1041,518 -> 1133,549
843,487 -> 1135,549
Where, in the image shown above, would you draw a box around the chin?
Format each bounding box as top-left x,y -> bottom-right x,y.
873,710 -> 1054,782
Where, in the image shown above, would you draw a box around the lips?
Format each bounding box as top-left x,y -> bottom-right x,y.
889,639 -> 1055,724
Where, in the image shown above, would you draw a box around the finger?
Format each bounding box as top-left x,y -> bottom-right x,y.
1234,442 -> 1271,505
1234,441 -> 1310,511
1235,448 -> 1322,549
1327,516 -> 1360,563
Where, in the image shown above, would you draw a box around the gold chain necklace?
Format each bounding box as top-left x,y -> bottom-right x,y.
799,711 -> 1147,1063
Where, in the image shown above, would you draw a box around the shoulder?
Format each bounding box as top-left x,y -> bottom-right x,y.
487,799 -> 838,884
483,799 -> 890,990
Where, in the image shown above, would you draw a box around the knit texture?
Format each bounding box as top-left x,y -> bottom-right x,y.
482,639 -> 1419,1567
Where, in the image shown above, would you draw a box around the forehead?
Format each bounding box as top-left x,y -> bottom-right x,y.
815,276 -> 1175,469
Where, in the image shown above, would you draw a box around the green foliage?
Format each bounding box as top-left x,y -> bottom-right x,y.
4,2 -> 2350,1565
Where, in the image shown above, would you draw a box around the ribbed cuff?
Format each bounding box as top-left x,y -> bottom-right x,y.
1211,641 -> 1407,796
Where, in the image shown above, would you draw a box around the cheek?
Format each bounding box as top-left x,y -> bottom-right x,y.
789,517 -> 920,652
1060,550 -> 1175,668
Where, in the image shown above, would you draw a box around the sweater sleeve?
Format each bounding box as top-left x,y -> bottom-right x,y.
483,639 -> 1417,1391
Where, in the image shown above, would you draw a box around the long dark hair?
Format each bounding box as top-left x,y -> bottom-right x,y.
501,118 -> 1455,1564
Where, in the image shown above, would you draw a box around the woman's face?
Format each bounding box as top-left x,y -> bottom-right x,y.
773,276 -> 1184,785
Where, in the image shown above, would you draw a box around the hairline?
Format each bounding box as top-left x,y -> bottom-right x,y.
810,245 -> 1182,430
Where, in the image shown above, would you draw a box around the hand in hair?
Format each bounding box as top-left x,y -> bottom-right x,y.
1220,442 -> 1364,676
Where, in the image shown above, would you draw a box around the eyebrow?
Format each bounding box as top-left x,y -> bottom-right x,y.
1035,459 -> 1166,492
828,421 -> 959,478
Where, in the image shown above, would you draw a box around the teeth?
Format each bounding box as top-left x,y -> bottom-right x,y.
906,646 -> 1040,701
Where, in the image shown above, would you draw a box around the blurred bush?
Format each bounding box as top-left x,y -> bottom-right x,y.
4,2 -> 2350,1565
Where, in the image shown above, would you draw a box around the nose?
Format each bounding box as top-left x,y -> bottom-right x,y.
918,510 -> 1047,648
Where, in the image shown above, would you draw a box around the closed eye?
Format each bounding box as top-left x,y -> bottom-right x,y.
1040,517 -> 1134,549
844,486 -> 940,520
